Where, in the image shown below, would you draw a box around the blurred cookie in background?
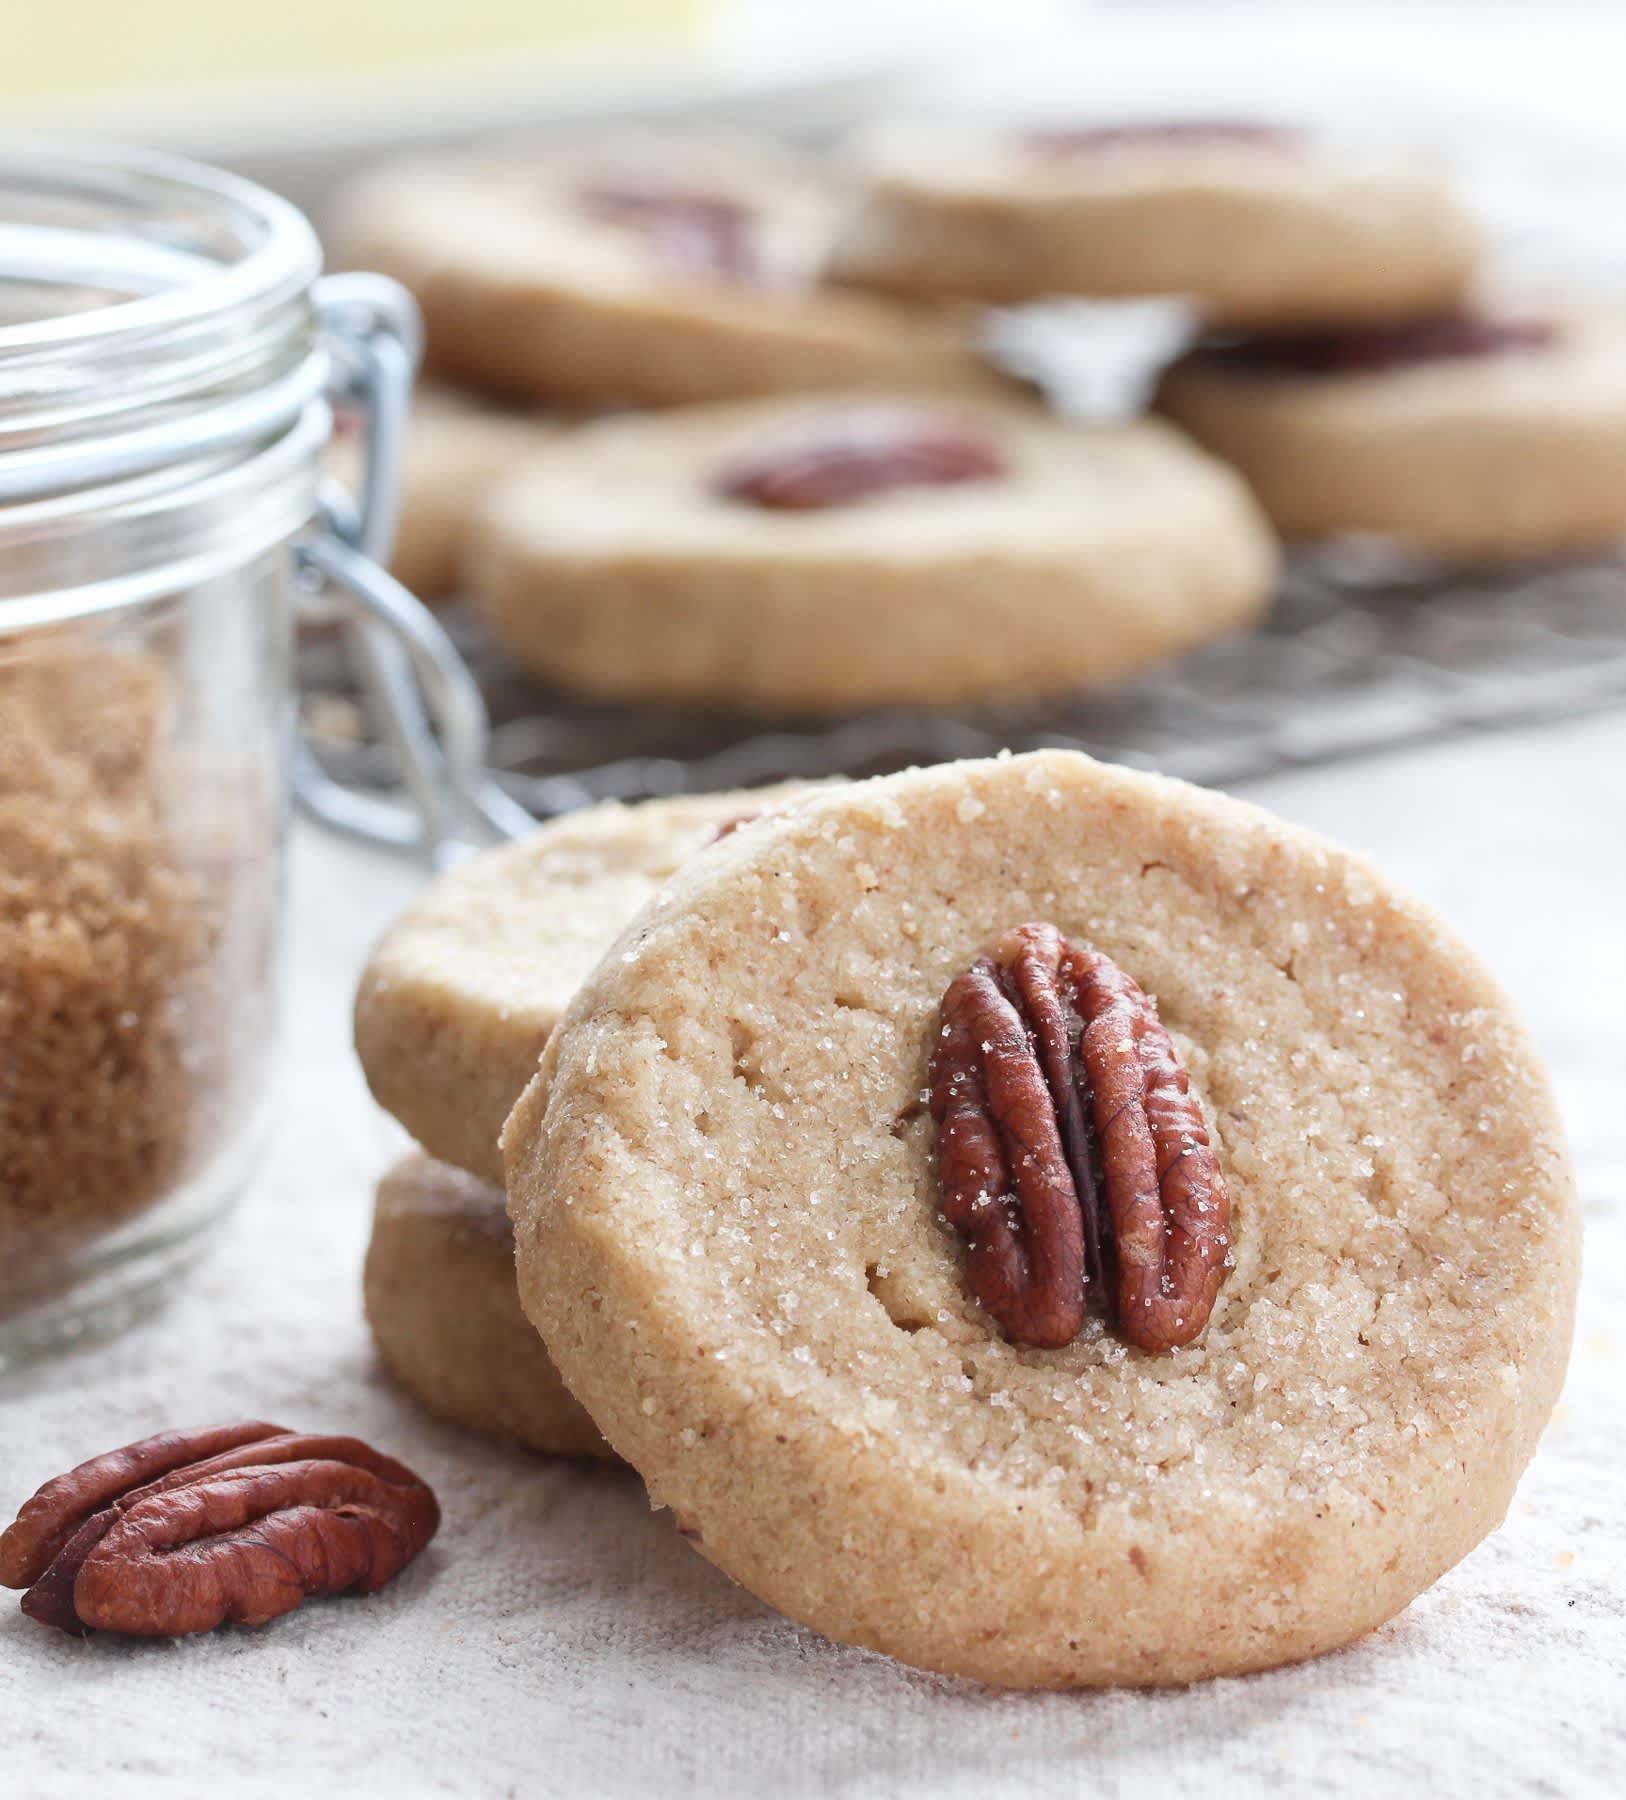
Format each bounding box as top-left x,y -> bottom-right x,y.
328,131 -> 1015,409
332,384 -> 564,600
830,119 -> 1479,327
1155,298 -> 1626,559
468,392 -> 1278,713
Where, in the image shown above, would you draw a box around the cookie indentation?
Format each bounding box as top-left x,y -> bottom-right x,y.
729,1017 -> 795,1109
865,1264 -> 932,1336
888,1097 -> 927,1140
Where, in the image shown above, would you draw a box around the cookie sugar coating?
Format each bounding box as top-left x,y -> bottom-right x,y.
504,750 -> 1578,1688
354,784 -> 821,1183
364,1154 -> 612,1459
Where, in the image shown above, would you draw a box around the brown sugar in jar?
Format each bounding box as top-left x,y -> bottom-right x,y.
0,643 -> 283,1323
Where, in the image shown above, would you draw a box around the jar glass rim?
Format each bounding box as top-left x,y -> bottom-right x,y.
0,139 -> 326,507
0,140 -> 330,619
0,137 -> 321,360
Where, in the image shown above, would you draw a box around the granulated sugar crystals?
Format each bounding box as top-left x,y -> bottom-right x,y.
1,645 -> 271,1328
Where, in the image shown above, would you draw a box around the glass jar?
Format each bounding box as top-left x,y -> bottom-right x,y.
0,140 -> 495,1363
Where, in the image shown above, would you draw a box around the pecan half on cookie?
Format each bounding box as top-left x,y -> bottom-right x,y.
931,922 -> 1230,1352
714,408 -> 1005,510
1026,121 -> 1301,157
1213,311 -> 1559,376
0,1422 -> 439,1636
576,181 -> 763,282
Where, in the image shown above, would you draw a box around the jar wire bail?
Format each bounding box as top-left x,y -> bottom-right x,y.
296,274 -> 535,865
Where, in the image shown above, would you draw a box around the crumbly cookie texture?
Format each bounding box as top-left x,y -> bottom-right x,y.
330,383 -> 565,601
364,1153 -> 613,1459
829,121 -> 1479,325
328,132 -> 1013,408
354,783 -> 823,1184
1155,299 -> 1626,557
470,393 -> 1277,713
503,750 -> 1579,1689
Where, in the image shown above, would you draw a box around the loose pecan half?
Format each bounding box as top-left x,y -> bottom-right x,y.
0,1423 -> 439,1637
577,181 -> 760,281
715,409 -> 1006,511
929,922 -> 1230,1353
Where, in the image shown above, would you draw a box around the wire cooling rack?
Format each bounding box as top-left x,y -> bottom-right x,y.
299,108 -> 1626,831
300,542 -> 1626,820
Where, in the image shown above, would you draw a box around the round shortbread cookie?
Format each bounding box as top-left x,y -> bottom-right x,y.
328,132 -> 1012,409
470,393 -> 1277,712
1154,300 -> 1626,557
364,1151 -> 612,1458
503,749 -> 1579,1689
354,783 -> 821,1184
829,120 -> 1479,326
332,384 -> 565,601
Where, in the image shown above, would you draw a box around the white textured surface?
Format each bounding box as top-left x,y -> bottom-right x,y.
2,715 -> 1623,1799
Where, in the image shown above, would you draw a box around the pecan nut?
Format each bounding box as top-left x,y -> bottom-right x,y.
930,922 -> 1230,1353
1028,121 -> 1299,156
1215,312 -> 1557,376
0,1423 -> 439,1636
714,409 -> 1006,511
577,181 -> 760,282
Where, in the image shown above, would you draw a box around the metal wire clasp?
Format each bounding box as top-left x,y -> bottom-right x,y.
292,273 -> 533,863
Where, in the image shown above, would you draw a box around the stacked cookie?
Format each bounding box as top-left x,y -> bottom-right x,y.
354,751 -> 1579,1688
355,784 -> 820,1456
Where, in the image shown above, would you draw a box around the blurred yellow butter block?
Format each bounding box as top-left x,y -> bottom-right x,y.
7,0 -> 707,105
